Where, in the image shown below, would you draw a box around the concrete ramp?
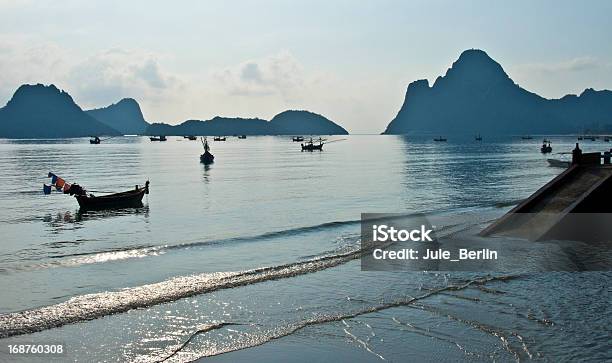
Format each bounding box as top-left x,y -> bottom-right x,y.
480,159 -> 612,241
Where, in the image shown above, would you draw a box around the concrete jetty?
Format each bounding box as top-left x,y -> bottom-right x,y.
480,144 -> 612,242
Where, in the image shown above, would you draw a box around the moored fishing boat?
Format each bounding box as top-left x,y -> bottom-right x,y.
200,137 -> 215,164
213,136 -> 226,141
150,136 -> 167,141
74,182 -> 149,210
44,173 -> 150,210
292,136 -> 304,142
540,141 -> 552,153
301,138 -> 324,151
433,137 -> 447,142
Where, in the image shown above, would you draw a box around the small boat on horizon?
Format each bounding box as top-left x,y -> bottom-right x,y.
90,136 -> 101,144
292,136 -> 304,142
522,135 -> 533,140
150,136 -> 167,142
184,136 -> 197,140
238,135 -> 247,139
213,136 -> 226,141
301,138 -> 324,151
433,137 -> 447,142
475,134 -> 482,141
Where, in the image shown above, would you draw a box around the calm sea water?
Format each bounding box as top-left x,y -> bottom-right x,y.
0,135 -> 610,362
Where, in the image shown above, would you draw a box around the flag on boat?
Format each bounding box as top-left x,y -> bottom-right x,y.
44,172 -> 78,196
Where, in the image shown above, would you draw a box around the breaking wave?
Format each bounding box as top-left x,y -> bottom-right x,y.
0,248 -> 362,338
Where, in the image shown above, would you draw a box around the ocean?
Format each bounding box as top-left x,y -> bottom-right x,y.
0,135 -> 610,362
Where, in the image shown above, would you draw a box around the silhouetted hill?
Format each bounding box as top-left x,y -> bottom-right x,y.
0,84 -> 120,138
383,49 -> 612,135
269,110 -> 348,135
86,98 -> 149,135
146,110 -> 348,135
147,117 -> 271,136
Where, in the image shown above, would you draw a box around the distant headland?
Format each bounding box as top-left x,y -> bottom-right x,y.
86,98 -> 150,135
146,110 -> 349,136
383,49 -> 612,135
0,84 -> 348,138
0,84 -> 120,138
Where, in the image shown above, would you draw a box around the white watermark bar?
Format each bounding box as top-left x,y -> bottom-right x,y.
1,342 -> 66,356
360,213 -> 612,272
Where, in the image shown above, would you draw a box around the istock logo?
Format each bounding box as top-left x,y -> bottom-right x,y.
372,224 -> 433,242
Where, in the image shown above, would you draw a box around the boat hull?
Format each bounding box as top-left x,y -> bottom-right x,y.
200,152 -> 215,164
75,187 -> 147,210
301,144 -> 323,151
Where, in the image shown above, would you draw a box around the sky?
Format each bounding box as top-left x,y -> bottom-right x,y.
0,0 -> 611,133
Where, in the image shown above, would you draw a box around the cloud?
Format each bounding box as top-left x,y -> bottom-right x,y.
0,37 -> 184,115
517,56 -> 608,74
66,48 -> 181,108
0,35 -> 70,102
132,59 -> 169,89
211,51 -> 305,99
240,62 -> 263,83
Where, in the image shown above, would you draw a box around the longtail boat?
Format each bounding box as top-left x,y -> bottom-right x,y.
73,181 -> 149,210
301,138 -> 324,151
200,137 -> 215,164
292,136 -> 304,142
150,136 -> 167,141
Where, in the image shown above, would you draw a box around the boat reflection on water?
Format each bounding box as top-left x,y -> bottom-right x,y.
43,206 -> 150,232
76,205 -> 150,222
201,162 -> 213,183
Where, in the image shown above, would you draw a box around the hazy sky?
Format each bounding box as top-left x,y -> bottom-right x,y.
1,0 -> 611,133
